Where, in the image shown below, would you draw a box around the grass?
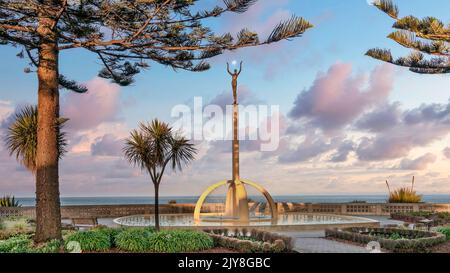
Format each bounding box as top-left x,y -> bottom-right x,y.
437,227 -> 450,240
386,177 -> 422,203
388,187 -> 422,203
0,217 -> 33,239
147,230 -> 213,253
0,234 -> 61,253
115,228 -> 154,252
64,230 -> 111,252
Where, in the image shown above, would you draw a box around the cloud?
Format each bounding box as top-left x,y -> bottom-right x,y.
0,100 -> 13,121
330,140 -> 355,163
61,78 -> 121,131
355,102 -> 401,132
288,63 -> 394,131
208,85 -> 262,110
91,134 -> 123,157
356,101 -> 450,161
443,147 -> 450,159
278,134 -> 340,163
399,153 -> 437,170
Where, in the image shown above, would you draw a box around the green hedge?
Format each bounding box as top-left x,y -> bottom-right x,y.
437,227 -> 450,239
325,227 -> 446,253
65,230 -> 111,252
0,234 -> 61,253
205,228 -> 293,252
115,228 -> 154,252
148,230 -> 213,253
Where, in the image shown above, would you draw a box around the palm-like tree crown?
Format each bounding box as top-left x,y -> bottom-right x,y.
123,119 -> 196,184
4,105 -> 68,172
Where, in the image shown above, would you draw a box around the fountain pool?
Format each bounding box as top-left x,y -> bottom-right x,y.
113,213 -> 379,231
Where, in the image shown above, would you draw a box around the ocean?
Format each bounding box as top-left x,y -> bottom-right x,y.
14,194 -> 450,207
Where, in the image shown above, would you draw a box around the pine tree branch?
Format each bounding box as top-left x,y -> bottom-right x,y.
373,0 -> 399,19
366,48 -> 449,74
388,31 -> 449,56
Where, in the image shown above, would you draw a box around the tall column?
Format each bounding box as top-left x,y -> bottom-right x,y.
232,101 -> 240,181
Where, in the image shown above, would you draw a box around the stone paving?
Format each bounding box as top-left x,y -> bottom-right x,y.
279,230 -> 371,253
278,216 -> 404,253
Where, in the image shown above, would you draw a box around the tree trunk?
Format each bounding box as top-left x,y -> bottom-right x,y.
34,13 -> 62,242
154,183 -> 160,232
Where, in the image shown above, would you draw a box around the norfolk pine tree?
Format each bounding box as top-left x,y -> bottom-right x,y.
0,0 -> 313,242
366,0 -> 449,74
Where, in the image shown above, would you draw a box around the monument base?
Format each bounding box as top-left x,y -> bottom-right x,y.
193,178 -> 278,223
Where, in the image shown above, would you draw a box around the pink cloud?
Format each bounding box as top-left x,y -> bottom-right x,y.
288,63 -> 394,131
399,153 -> 437,170
61,78 -> 121,131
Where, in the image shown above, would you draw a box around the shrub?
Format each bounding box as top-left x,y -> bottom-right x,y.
261,242 -> 271,252
65,230 -> 111,252
33,239 -> 61,253
326,227 -> 446,253
148,230 -> 213,253
271,239 -> 286,253
0,234 -> 32,253
0,234 -> 62,253
0,195 -> 21,207
91,226 -> 127,247
205,228 -> 292,253
115,228 -> 153,252
386,177 -> 422,203
437,227 -> 450,239
389,187 -> 422,203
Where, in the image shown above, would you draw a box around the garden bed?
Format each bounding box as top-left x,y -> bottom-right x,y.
391,212 -> 450,226
204,228 -> 294,253
325,227 -> 446,253
0,223 -> 293,253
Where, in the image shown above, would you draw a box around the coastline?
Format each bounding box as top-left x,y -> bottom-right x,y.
13,194 -> 450,207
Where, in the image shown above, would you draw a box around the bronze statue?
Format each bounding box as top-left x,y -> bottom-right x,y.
227,61 -> 242,105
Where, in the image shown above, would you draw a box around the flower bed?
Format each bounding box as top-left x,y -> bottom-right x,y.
391,212 -> 450,226
325,227 -> 446,253
204,228 -> 294,253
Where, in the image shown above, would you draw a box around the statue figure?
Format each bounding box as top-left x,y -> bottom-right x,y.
227,61 -> 242,105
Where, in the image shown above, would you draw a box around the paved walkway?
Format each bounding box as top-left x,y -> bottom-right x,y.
278,216 -> 403,253
279,230 -> 370,253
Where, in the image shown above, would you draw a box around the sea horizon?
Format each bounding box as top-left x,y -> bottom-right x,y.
13,194 -> 450,207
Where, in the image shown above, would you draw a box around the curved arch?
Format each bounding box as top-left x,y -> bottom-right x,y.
194,180 -> 228,221
241,179 -> 278,221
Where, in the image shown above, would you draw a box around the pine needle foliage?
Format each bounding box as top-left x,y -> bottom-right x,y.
366,0 -> 449,74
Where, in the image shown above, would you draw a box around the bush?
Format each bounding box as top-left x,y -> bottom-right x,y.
0,234 -> 33,253
388,187 -> 422,203
65,230 -> 111,252
271,239 -> 286,253
0,217 -> 33,237
33,239 -> 61,253
0,195 -> 21,207
115,228 -> 153,252
148,230 -> 213,253
91,226 -> 126,247
437,227 -> 450,239
326,227 -> 446,253
0,234 -> 62,253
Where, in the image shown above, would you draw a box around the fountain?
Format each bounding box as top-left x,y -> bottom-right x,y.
113,62 -> 380,230
193,61 -> 277,224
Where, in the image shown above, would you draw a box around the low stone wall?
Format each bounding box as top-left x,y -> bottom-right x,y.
1,202 -> 450,219
276,202 -> 447,216
0,203 -> 221,219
